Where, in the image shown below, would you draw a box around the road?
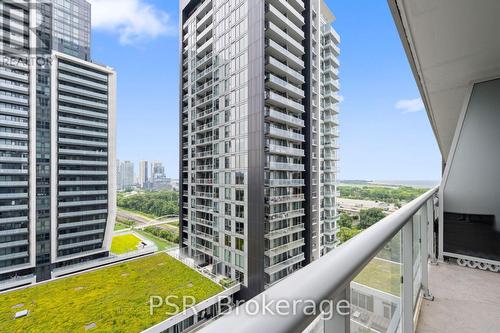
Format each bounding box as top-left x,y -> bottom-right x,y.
117,209 -> 179,231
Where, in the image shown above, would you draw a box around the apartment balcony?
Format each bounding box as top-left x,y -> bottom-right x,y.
266,90 -> 305,114
265,22 -> 305,57
322,127 -> 339,137
59,84 -> 108,101
58,95 -> 108,111
58,199 -> 108,208
322,64 -> 339,79
58,239 -> 102,251
0,106 -> 28,118
268,144 -> 305,157
266,39 -> 304,71
322,77 -> 340,92
266,56 -> 305,85
0,228 -> 28,237
194,217 -> 214,228
266,125 -> 305,142
0,80 -> 28,94
265,253 -> 305,276
322,101 -> 340,114
0,168 -> 28,175
0,68 -> 28,83
267,0 -> 304,28
323,114 -> 339,125
197,37 -> 213,56
0,204 -> 28,212
322,40 -> 340,57
0,93 -> 28,106
59,73 -> 108,91
266,74 -> 305,100
196,66 -> 213,82
196,22 -> 213,44
265,107 -> 305,128
265,178 -> 305,187
265,238 -> 305,257
0,192 -> 28,200
59,105 -> 108,120
59,116 -> 108,129
267,209 -> 305,222
196,7 -> 213,31
265,3 -> 304,42
268,161 -> 305,172
0,239 -> 28,249
202,188 -> 439,333
323,25 -> 341,44
265,223 -> 305,240
268,193 -> 305,204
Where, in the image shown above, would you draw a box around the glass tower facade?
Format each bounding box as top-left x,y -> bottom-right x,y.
0,0 -> 116,289
179,0 -> 340,299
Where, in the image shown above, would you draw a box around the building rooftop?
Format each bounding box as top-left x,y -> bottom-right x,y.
354,257 -> 401,297
0,253 -> 224,333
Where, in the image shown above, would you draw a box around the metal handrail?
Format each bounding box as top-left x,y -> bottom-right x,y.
199,186 -> 439,333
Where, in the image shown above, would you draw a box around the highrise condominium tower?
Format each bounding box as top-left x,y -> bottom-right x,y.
0,0 -> 116,289
118,160 -> 134,190
179,0 -> 340,298
151,160 -> 166,181
139,160 -> 149,188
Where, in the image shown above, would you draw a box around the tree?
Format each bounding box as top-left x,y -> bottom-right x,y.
337,227 -> 362,243
358,208 -> 386,229
338,213 -> 353,228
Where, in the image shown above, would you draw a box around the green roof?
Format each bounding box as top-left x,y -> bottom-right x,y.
354,257 -> 401,296
0,253 -> 224,332
110,234 -> 143,254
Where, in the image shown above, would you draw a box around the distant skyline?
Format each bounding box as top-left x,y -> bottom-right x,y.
89,0 -> 441,181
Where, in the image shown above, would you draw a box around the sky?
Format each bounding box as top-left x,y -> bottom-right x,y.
88,0 -> 441,181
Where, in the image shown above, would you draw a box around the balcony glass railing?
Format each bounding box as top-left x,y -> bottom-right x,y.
199,187 -> 439,333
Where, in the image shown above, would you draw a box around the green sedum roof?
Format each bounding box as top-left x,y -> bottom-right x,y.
0,253 -> 223,333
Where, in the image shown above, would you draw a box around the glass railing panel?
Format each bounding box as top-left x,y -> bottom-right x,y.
413,208 -> 423,308
350,231 -> 402,333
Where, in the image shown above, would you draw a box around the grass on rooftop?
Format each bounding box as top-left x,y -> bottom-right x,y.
113,222 -> 128,231
0,253 -> 223,333
135,229 -> 176,251
110,234 -> 142,254
354,257 -> 401,297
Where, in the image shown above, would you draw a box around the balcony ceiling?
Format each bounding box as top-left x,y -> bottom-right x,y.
389,0 -> 500,160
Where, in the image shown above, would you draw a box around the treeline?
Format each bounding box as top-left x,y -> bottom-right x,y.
339,186 -> 427,205
143,226 -> 179,244
117,191 -> 179,217
337,208 -> 386,244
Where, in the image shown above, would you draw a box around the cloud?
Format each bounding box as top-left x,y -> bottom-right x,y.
88,0 -> 176,45
395,98 -> 424,114
336,94 -> 345,103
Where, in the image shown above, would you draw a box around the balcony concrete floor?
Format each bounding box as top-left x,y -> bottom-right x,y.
417,262 -> 500,333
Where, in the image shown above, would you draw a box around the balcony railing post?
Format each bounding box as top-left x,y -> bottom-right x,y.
323,287 -> 350,333
402,219 -> 414,333
421,200 -> 434,301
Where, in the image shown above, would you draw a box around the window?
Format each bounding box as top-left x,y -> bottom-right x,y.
235,172 -> 244,184
235,238 -> 244,251
235,254 -> 244,269
225,203 -> 232,216
235,205 -> 244,218
235,270 -> 244,283
236,222 -> 244,235
224,249 -> 231,262
225,235 -> 232,247
225,219 -> 232,232
225,188 -> 231,200
235,189 -> 244,201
